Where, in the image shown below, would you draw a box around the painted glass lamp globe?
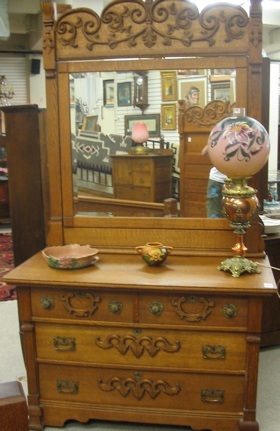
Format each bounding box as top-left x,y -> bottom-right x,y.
206,108 -> 270,277
207,108 -> 270,178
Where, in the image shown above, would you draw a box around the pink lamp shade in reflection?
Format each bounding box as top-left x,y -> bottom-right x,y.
131,122 -> 149,143
207,114 -> 270,178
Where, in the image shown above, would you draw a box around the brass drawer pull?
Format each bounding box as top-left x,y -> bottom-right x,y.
53,336 -> 76,351
40,296 -> 54,310
223,303 -> 238,318
202,344 -> 226,359
57,379 -> 79,395
108,299 -> 123,314
149,301 -> 164,316
201,389 -> 224,403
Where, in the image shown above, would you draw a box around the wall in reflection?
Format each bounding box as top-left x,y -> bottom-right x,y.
70,69 -> 236,211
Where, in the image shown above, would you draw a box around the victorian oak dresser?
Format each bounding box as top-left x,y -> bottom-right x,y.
4,251 -> 276,431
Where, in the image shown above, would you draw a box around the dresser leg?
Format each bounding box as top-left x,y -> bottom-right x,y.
239,420 -> 259,431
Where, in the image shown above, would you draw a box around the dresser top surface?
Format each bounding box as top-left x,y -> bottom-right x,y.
4,251 -> 276,296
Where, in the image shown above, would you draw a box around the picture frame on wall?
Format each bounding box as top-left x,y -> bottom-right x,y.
161,71 -> 177,101
178,76 -> 207,108
125,114 -> 160,138
161,104 -> 176,130
211,81 -> 232,103
117,82 -> 132,106
103,79 -> 114,107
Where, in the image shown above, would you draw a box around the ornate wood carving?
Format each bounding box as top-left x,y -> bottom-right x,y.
172,295 -> 215,322
98,376 -> 181,400
42,0 -> 250,60
179,100 -> 233,131
95,334 -> 181,358
60,292 -> 101,317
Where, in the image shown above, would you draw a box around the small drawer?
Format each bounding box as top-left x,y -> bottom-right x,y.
31,288 -> 134,322
139,293 -> 248,329
132,172 -> 152,186
38,363 -> 245,414
35,324 -> 246,371
131,159 -> 151,171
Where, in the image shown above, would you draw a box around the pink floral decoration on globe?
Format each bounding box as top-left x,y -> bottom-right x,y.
131,122 -> 149,143
207,115 -> 270,178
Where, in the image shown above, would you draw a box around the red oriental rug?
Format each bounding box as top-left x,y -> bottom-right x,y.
0,233 -> 16,301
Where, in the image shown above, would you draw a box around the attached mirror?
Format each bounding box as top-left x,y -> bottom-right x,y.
70,68 -> 236,217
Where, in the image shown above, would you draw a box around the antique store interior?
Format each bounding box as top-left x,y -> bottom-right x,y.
1,0 -> 280,431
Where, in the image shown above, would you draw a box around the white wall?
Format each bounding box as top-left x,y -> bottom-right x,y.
268,62 -> 279,174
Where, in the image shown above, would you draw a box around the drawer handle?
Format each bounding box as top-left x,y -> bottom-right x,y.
98,377 -> 180,400
201,389 -> 224,403
95,334 -> 181,358
57,379 -> 79,395
53,336 -> 76,351
223,303 -> 238,318
139,178 -> 145,183
149,301 -> 164,316
202,345 -> 226,360
108,299 -> 123,314
40,296 -> 54,310
171,295 -> 215,322
60,292 -> 101,318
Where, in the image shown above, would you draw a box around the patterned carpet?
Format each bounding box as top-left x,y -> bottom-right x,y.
0,232 -> 15,301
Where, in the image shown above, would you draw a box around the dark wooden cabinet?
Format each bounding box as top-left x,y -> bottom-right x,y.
0,133 -> 9,220
0,105 -> 47,266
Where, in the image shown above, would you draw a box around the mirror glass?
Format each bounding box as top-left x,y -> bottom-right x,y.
70,68 -> 236,217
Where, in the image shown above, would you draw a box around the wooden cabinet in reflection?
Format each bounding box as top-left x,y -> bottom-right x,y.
112,152 -> 173,203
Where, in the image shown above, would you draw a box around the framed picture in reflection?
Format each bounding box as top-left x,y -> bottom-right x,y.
125,114 -> 160,138
117,82 -> 132,106
161,104 -> 176,130
161,71 -> 177,102
81,115 -> 98,132
178,76 -> 207,108
103,79 -> 115,107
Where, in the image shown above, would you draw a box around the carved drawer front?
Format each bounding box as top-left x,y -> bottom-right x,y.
139,293 -> 248,329
31,288 -> 134,322
35,324 -> 246,371
38,363 -> 244,413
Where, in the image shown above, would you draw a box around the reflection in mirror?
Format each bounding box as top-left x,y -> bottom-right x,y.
70,69 -> 236,217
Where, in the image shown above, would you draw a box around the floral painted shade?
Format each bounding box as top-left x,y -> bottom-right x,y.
207,115 -> 270,178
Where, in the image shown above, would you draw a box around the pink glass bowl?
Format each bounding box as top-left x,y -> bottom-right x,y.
42,244 -> 99,269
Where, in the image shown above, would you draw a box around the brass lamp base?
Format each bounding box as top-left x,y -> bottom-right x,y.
219,178 -> 260,277
129,144 -> 149,155
217,256 -> 260,278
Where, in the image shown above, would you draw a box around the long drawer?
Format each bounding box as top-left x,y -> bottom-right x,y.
31,288 -> 248,330
35,323 -> 247,371
38,363 -> 245,413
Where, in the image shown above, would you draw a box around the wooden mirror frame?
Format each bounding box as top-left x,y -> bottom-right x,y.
42,0 -> 265,254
